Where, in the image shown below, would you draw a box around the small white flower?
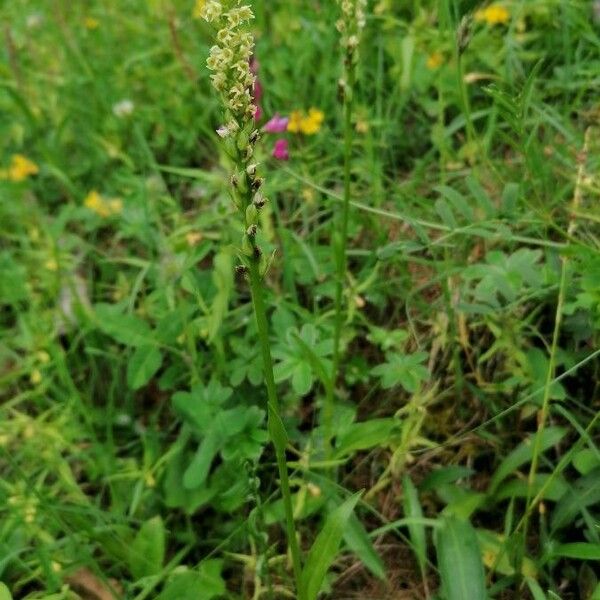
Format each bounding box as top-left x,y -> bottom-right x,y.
112,99 -> 135,118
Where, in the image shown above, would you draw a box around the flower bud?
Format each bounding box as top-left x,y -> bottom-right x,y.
253,194 -> 266,209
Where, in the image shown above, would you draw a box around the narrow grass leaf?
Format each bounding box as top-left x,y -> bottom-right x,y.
402,475 -> 427,576
552,543 -> 600,560
526,578 -> 548,600
489,426 -> 567,494
301,492 -> 361,600
127,345 -> 162,390
551,468 -> 600,531
343,513 -> 386,580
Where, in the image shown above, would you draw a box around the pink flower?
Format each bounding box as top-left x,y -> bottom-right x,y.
254,79 -> 263,102
272,139 -> 289,161
263,114 -> 289,133
254,105 -> 263,121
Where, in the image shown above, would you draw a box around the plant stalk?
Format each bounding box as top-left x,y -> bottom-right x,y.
247,261 -> 304,596
329,63 -> 356,448
520,126 -> 591,574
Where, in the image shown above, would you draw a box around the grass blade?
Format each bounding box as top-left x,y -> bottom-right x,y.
435,516 -> 487,600
301,492 -> 361,600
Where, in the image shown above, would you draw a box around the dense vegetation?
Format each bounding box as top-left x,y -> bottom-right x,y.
1,1 -> 600,598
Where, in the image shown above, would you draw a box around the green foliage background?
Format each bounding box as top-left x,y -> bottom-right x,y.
1,0 -> 600,598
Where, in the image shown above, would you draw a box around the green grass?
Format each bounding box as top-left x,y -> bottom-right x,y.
1,0 -> 600,598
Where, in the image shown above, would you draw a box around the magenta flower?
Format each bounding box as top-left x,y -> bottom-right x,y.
254,79 -> 263,102
254,105 -> 263,121
272,139 -> 289,161
263,114 -> 289,133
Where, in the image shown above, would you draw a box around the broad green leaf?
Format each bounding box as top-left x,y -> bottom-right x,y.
437,484 -> 486,520
371,352 -> 429,392
129,516 -> 165,579
343,513 -> 386,581
157,561 -> 226,600
501,182 -> 519,217
0,583 -> 12,600
552,543 -> 600,560
489,427 -> 567,494
403,475 -> 426,575
334,418 -> 399,459
184,433 -> 219,489
292,361 -> 313,396
436,516 -> 487,600
493,473 -> 568,503
437,185 -> 474,221
435,198 -> 458,228
420,466 -> 475,492
94,303 -> 153,346
551,468 -> 600,531
466,176 -> 496,217
573,448 -> 600,475
301,493 -> 361,600
127,345 -> 163,390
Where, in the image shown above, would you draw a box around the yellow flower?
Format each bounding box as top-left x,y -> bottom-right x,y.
287,110 -> 304,134
84,190 -> 123,218
45,258 -> 58,271
84,17 -> 100,30
186,231 -> 203,246
30,369 -> 42,385
193,0 -> 206,18
300,108 -> 325,135
475,4 -> 510,26
354,118 -> 369,133
0,154 -> 39,182
426,51 -> 444,70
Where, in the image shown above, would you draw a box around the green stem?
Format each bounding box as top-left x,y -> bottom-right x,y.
520,127 -> 590,577
329,61 -> 356,448
247,262 -> 304,597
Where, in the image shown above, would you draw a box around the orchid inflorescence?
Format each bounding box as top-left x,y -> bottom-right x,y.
200,1 -> 272,275
336,0 -> 367,55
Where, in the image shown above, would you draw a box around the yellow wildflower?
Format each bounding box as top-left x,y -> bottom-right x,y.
84,17 -> 100,30
186,232 -> 203,246
84,190 -> 123,218
287,110 -> 304,134
355,119 -> 369,134
193,0 -> 206,18
37,351 -> 50,364
426,51 -> 444,70
301,187 -> 316,204
30,369 -> 42,385
475,4 -> 510,26
300,108 -> 325,135
45,258 -> 58,271
0,154 -> 39,182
